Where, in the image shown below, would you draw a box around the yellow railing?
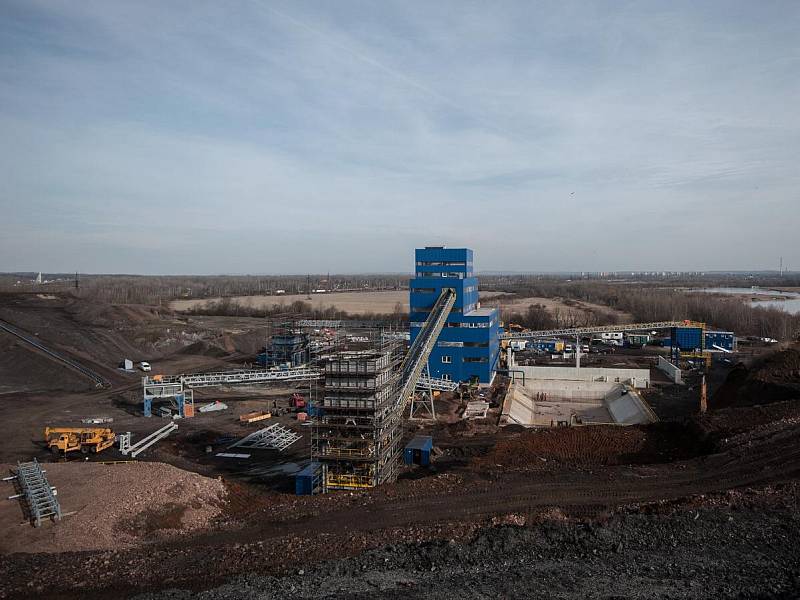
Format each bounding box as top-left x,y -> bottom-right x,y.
326,474 -> 374,489
320,447 -> 374,458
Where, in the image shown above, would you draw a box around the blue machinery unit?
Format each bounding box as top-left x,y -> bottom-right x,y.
295,462 -> 322,495
410,247 -> 500,384
257,332 -> 310,367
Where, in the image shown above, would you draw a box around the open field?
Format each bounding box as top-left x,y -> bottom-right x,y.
170,290 -> 634,326
171,290 -> 410,314
171,290 -> 510,315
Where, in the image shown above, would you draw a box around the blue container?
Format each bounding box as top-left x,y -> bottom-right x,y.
404,435 -> 433,467
704,331 -> 735,352
295,462 -> 320,495
306,404 -> 325,418
531,340 -> 557,352
671,327 -> 703,351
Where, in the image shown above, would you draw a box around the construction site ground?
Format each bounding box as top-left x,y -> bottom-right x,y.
1,293 -> 799,599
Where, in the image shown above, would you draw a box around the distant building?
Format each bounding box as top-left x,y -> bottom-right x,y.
409,247 -> 500,384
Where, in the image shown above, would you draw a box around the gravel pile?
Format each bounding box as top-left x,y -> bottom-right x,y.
0,461 -> 226,554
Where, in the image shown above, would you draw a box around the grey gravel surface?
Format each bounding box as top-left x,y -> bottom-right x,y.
135,507 -> 800,600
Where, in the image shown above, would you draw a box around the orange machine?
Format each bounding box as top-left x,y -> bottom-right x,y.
44,427 -> 116,456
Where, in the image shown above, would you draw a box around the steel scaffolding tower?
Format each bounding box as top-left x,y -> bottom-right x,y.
313,348 -> 401,490
312,289 -> 456,491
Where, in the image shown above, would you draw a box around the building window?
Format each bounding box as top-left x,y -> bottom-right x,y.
441,373 -> 452,381
442,355 -> 452,364
464,357 -> 488,363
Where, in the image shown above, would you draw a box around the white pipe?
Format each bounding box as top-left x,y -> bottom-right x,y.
123,423 -> 178,457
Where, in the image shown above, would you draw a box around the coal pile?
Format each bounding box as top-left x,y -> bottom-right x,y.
712,345 -> 800,409
136,505 -> 800,600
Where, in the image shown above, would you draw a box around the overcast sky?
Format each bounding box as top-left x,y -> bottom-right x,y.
1,1 -> 798,274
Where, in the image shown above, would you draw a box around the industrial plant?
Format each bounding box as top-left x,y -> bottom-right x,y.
1,246 -> 798,599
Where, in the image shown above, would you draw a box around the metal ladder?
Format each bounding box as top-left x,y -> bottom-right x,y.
11,459 -> 62,527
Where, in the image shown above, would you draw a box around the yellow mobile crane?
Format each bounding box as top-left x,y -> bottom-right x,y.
44,427 -> 116,456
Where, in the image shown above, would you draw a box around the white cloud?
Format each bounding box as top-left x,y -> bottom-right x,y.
1,0 -> 798,273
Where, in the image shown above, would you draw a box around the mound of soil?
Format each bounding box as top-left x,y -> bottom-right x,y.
476,422 -> 713,471
0,462 -> 227,554
179,340 -> 228,357
698,399 -> 800,437
66,300 -> 170,328
0,335 -> 92,394
712,345 -> 800,409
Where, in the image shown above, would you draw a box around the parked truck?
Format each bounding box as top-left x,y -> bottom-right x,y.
44,427 -> 116,456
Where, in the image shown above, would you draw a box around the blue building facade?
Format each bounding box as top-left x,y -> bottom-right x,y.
409,247 -> 500,384
704,331 -> 736,352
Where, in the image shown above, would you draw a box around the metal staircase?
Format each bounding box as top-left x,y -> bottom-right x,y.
8,459 -> 62,527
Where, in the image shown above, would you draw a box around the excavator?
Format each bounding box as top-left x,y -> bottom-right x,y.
44,427 -> 116,456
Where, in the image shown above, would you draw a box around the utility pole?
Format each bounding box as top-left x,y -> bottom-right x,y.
700,375 -> 707,413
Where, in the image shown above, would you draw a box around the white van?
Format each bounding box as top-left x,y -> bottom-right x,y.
139,361 -> 152,372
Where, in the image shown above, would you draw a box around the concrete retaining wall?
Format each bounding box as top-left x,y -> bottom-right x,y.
520,379 -> 621,400
657,356 -> 682,384
516,366 -> 650,389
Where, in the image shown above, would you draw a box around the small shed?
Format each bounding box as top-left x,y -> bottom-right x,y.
403,435 -> 433,467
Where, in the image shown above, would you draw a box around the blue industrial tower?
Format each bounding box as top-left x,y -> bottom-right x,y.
409,247 -> 500,384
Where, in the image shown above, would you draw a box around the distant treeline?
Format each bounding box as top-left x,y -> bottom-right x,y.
185,297 -> 408,326
0,274 -> 409,305
502,281 -> 800,341
2,271 -> 798,305
2,271 -> 797,340
503,301 -> 623,332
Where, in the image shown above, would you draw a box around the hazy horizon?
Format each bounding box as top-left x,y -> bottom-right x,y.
2,268 -> 795,279
2,1 -> 798,274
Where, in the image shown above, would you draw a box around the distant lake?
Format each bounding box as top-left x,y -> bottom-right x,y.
694,287 -> 800,315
